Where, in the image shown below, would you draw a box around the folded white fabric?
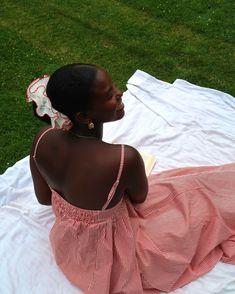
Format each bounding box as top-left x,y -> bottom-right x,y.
0,70 -> 235,294
105,70 -> 235,170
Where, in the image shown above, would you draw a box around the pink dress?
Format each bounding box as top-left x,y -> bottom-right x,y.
49,145 -> 235,294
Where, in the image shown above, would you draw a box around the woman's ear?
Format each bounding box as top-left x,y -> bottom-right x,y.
74,112 -> 90,124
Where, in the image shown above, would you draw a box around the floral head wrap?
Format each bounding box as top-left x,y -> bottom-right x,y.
26,75 -> 73,130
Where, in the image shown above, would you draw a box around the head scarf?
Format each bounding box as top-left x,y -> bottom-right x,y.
26,75 -> 73,130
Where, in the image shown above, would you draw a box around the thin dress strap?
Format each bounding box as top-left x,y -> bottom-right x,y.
102,144 -> 125,210
33,127 -> 54,160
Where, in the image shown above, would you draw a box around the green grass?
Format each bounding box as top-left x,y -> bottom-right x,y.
0,0 -> 234,173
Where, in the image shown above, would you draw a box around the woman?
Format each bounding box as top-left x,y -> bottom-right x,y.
27,63 -> 235,294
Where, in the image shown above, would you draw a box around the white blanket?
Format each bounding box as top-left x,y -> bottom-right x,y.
1,70 -> 235,294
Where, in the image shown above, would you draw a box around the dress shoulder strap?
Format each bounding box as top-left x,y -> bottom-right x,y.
102,144 -> 125,210
33,127 -> 54,160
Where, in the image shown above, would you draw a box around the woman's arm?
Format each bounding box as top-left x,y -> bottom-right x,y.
29,127 -> 52,205
124,146 -> 149,204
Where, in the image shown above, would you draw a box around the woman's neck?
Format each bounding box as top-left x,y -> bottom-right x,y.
70,122 -> 103,140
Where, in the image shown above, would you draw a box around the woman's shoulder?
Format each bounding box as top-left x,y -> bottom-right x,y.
121,144 -> 143,165
103,143 -> 143,174
30,126 -> 50,157
30,126 -> 70,166
103,142 -> 140,159
32,126 -> 66,148
33,126 -> 65,143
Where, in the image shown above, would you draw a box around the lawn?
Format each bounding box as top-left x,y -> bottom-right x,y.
0,0 -> 234,173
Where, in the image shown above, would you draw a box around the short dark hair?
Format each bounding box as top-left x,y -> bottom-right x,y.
45,63 -> 98,123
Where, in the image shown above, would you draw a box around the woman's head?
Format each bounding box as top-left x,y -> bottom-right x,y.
46,63 -> 97,123
46,63 -> 124,126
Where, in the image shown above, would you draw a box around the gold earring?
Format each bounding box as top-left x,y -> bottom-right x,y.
88,121 -> 94,129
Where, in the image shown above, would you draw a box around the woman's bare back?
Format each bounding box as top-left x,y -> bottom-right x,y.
31,127 -> 148,210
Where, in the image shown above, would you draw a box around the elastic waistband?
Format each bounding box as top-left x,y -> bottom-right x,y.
52,191 -> 127,223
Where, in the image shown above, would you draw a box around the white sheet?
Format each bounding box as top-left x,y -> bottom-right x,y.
1,70 -> 235,294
